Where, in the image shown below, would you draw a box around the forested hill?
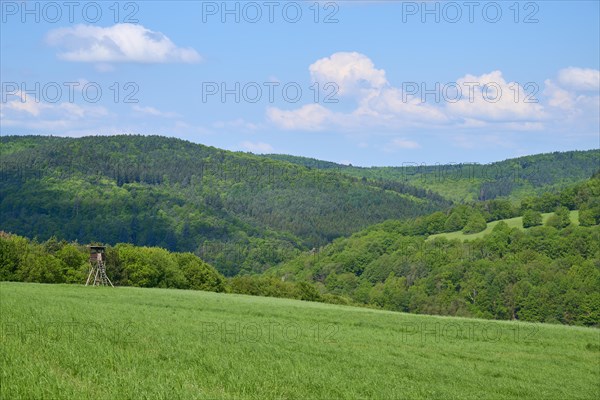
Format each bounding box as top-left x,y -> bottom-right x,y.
260,154 -> 344,170
267,176 -> 600,326
0,135 -> 449,275
263,150 -> 600,202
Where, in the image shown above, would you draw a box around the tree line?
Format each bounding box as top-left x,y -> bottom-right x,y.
0,232 -> 334,303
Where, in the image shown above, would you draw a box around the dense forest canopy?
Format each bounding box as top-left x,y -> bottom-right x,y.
263,149 -> 600,202
0,135 -> 450,275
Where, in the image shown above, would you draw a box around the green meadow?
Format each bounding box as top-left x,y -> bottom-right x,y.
1,282 -> 598,399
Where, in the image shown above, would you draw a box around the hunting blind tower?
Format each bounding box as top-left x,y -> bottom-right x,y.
86,246 -> 114,287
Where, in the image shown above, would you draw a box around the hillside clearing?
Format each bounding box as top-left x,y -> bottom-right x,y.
428,210 -> 580,242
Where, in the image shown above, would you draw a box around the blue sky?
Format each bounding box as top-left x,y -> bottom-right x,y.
1,1 -> 599,166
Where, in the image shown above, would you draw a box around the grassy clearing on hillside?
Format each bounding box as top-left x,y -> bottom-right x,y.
428,211 -> 580,242
1,282 -> 598,399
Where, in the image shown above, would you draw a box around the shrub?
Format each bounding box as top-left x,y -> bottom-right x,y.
463,213 -> 487,234
579,208 -> 600,226
523,210 -> 542,228
444,212 -> 464,232
546,206 -> 571,229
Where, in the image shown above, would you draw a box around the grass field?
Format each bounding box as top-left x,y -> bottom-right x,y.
428,211 -> 580,242
1,282 -> 599,399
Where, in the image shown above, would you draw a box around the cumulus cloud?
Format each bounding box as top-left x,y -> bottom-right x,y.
362,87 -> 449,123
46,24 -> 201,64
544,79 -> 575,111
309,52 -> 387,96
541,79 -> 600,137
557,67 -> 600,91
268,53 -> 553,132
446,70 -> 545,122
543,67 -> 599,126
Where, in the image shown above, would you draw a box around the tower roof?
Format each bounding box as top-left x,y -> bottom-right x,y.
89,245 -> 106,252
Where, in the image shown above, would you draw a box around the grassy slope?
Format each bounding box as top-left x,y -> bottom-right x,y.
1,282 -> 598,399
428,211 -> 580,241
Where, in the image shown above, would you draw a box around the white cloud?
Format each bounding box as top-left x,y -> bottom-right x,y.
1,91 -> 108,120
446,70 -> 545,123
309,52 -> 387,96
270,55 -> 551,132
0,87 -> 218,139
363,87 -> 449,123
557,67 -> 600,91
543,74 -> 600,128
266,104 -> 334,131
132,105 -> 180,118
59,103 -> 108,119
1,91 -> 50,116
544,79 -> 575,111
0,89 -> 109,131
46,24 -> 201,64
240,141 -> 274,153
